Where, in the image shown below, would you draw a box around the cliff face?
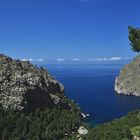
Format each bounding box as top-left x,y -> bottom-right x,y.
0,54 -> 69,112
115,55 -> 140,96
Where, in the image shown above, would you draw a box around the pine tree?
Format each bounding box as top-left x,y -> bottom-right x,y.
128,26 -> 140,52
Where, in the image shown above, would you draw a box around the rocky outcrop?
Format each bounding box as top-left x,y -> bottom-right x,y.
133,136 -> 140,140
115,55 -> 140,96
0,54 -> 69,112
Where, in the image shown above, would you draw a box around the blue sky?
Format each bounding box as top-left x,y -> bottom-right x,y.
0,0 -> 140,63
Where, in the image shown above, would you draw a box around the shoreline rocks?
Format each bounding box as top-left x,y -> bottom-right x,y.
78,126 -> 88,135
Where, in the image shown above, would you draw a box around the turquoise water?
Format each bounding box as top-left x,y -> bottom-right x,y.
46,64 -> 140,126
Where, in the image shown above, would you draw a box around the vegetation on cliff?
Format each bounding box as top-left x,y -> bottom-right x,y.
0,105 -> 81,140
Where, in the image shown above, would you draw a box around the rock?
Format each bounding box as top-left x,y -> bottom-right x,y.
131,125 -> 140,140
82,113 -> 90,118
115,55 -> 140,96
82,113 -> 86,118
134,136 -> 140,140
0,54 -> 71,112
78,126 -> 88,135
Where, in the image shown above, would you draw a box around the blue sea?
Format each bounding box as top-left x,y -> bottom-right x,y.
45,64 -> 140,126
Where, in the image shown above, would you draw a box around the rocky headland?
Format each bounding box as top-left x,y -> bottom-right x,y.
0,54 -> 85,140
0,54 -> 75,112
115,55 -> 140,96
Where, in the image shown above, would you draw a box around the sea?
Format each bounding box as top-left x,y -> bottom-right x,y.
44,63 -> 140,126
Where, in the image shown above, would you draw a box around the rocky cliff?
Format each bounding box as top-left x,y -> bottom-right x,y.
115,55 -> 140,96
0,54 -> 71,112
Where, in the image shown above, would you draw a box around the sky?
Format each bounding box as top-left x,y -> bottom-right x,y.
0,0 -> 140,63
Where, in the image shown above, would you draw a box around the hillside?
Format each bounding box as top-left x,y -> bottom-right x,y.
85,110 -> 140,140
0,54 -> 82,140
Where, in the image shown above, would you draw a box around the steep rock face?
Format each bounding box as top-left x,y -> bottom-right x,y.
115,55 -> 140,96
0,54 -> 66,112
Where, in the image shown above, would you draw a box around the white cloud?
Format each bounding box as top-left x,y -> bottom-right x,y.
72,58 -> 80,61
109,57 -> 122,61
29,58 -> 33,61
38,59 -> 44,62
57,58 -> 65,62
22,58 -> 33,62
88,57 -> 122,62
22,58 -> 44,62
88,58 -> 108,61
22,59 -> 27,61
